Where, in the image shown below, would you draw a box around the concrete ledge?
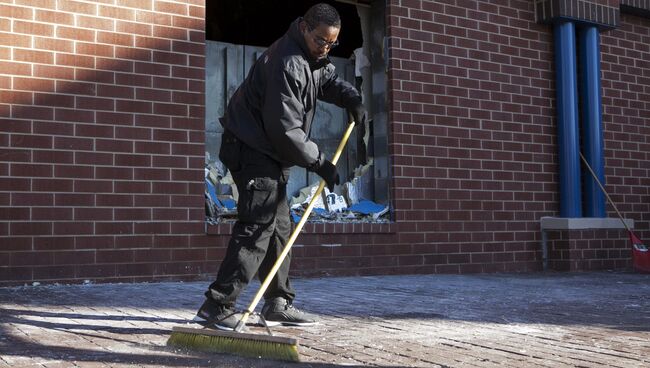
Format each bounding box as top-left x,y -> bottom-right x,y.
540,217 -> 634,230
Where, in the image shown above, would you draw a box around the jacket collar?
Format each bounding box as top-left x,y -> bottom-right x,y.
288,17 -> 330,70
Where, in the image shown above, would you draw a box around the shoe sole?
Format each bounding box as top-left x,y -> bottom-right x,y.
192,315 -> 238,331
262,320 -> 319,327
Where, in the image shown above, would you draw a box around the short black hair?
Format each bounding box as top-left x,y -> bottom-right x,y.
304,3 -> 341,30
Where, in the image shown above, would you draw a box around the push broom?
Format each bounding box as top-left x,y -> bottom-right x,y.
579,152 -> 650,273
167,120 -> 359,361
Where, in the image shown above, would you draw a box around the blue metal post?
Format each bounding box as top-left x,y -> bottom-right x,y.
579,26 -> 606,217
554,21 -> 582,217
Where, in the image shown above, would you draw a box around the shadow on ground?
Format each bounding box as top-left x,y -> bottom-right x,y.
0,308 -> 369,367
1,271 -> 650,367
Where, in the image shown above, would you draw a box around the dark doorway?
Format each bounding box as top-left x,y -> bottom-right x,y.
206,0 -> 363,59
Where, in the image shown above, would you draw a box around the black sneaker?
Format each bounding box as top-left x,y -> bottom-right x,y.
261,297 -> 318,327
192,298 -> 241,331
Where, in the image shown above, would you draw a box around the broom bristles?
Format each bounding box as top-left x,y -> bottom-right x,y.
167,326 -> 300,362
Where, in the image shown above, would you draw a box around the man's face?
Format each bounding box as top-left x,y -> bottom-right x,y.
301,21 -> 340,61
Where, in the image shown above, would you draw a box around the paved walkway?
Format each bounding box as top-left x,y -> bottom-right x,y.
1,272 -> 649,367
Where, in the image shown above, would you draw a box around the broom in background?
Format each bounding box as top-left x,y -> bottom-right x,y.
579,152 -> 650,273
167,120 -> 359,362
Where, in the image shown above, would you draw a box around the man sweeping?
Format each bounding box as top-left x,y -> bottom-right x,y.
194,3 -> 368,331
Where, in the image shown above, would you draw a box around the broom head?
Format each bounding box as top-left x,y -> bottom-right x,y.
630,232 -> 650,273
167,326 -> 300,362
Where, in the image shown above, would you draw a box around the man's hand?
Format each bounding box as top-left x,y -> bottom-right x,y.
348,100 -> 368,128
313,158 -> 340,192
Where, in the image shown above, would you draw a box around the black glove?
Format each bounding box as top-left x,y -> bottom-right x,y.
348,99 -> 372,165
348,100 -> 368,128
312,156 -> 340,192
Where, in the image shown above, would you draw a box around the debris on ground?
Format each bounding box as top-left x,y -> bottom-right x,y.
205,156 -> 389,224
204,162 -> 237,224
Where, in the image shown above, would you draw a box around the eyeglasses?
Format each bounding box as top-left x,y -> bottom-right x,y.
312,35 -> 339,49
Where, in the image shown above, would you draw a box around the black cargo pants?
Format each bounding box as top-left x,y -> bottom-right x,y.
206,130 -> 296,307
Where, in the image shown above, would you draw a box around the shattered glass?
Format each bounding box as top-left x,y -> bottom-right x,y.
204,157 -> 389,224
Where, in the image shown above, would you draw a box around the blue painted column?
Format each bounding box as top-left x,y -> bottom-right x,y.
579,26 -> 606,217
554,21 -> 582,217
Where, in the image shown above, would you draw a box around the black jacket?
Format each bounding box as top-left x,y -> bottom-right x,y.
219,18 -> 361,169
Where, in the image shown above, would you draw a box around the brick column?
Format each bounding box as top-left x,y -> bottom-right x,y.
547,229 -> 630,271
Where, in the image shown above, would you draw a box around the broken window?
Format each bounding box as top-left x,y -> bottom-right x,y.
204,0 -> 389,224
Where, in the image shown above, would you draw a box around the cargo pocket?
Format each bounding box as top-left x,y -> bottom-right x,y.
237,177 -> 278,224
218,131 -> 242,173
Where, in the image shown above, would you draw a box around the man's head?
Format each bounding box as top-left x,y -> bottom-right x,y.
300,3 -> 341,61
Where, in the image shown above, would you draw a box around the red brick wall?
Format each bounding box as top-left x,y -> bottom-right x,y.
547,229 -> 631,271
386,0 -> 556,273
601,13 -> 650,216
1,0 -> 649,286
600,12 -> 650,243
385,0 -> 649,274
0,0 -> 206,285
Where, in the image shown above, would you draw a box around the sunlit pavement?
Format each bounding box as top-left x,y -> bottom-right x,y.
1,271 -> 649,367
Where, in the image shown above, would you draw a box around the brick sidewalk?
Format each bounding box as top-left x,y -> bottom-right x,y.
1,272 -> 649,367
